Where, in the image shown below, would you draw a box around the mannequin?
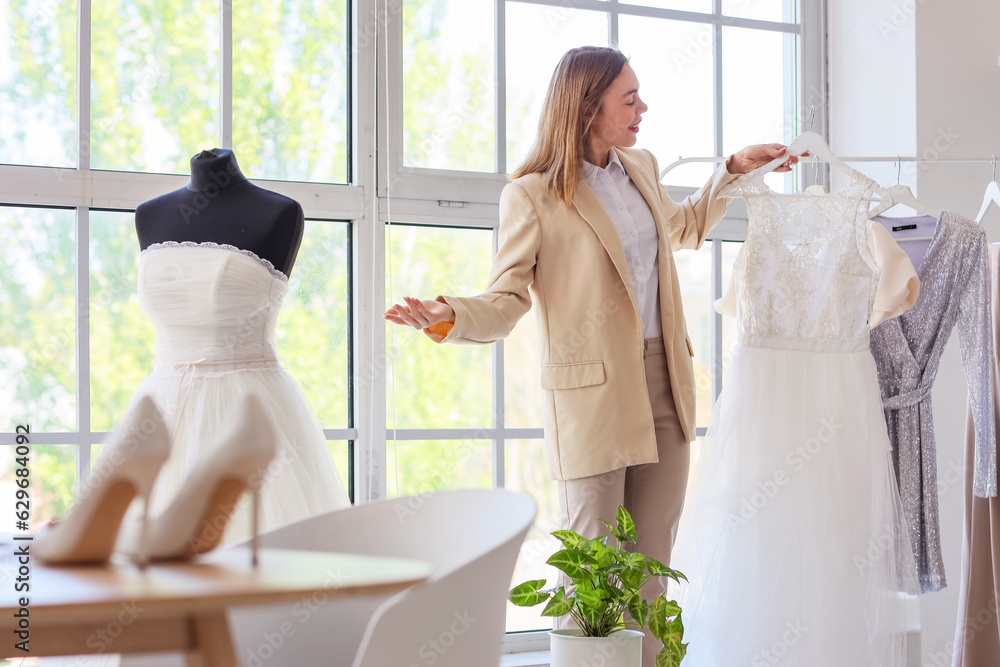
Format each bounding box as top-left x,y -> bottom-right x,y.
115,146 -> 351,584
135,148 -> 304,277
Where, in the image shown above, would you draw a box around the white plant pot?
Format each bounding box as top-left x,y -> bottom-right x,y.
549,628 -> 643,667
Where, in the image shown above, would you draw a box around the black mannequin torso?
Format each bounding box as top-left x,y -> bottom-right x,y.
135,149 -> 304,277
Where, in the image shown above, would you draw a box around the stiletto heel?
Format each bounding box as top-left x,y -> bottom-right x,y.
137,497 -> 150,570
251,488 -> 261,567
34,396 -> 171,565
136,393 -> 277,562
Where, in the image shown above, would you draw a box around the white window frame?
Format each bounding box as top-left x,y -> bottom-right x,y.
0,0 -> 364,494
0,0 -> 827,651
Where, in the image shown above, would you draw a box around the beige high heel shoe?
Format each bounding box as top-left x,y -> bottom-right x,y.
34,395 -> 171,565
139,393 -> 277,565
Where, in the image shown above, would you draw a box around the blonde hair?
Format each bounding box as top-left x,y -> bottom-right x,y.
511,46 -> 629,202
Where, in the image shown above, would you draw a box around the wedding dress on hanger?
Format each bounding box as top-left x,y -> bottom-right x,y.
674,168 -> 920,666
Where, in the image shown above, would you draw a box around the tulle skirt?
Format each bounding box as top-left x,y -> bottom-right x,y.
673,335 -> 918,666
119,360 -> 350,546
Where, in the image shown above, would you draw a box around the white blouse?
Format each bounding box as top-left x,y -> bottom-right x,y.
582,150 -> 662,338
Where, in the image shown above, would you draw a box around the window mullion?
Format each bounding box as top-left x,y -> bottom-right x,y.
495,0 -> 507,175
76,206 -> 92,488
77,0 -> 92,490
713,8 -> 723,158
609,0 -> 618,47
78,0 -> 91,171
220,0 -> 233,149
493,227 -> 505,489
353,0 -> 387,503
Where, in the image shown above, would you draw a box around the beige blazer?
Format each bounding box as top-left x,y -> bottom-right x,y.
427,147 -> 738,480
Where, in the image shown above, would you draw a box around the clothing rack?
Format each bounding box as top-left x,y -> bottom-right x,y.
660,155 -> 1000,178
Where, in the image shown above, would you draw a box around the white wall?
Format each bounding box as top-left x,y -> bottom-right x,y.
828,0 -> 916,187
830,0 -> 1000,664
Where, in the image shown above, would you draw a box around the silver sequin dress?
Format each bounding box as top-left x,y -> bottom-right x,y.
869,210 -> 997,593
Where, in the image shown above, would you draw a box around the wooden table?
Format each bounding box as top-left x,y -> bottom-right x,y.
0,546 -> 430,666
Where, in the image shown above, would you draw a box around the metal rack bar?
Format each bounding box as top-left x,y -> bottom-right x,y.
661,155 -> 1000,178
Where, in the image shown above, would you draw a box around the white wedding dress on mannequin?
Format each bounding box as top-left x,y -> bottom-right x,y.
119,242 -> 349,547
674,170 -> 921,666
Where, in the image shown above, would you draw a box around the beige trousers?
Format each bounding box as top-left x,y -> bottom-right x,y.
555,337 -> 691,667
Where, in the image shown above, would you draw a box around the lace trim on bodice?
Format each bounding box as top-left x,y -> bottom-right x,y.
734,167 -> 874,200
141,241 -> 289,283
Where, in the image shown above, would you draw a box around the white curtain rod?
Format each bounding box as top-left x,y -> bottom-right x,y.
660,155 -> 999,178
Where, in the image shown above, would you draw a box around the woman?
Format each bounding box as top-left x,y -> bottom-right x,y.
385,45 -> 797,665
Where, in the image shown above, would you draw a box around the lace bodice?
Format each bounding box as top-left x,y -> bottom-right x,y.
138,243 -> 288,372
720,170 -> 917,342
143,241 -> 288,282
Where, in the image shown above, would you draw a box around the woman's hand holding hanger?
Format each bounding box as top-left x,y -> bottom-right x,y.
728,143 -> 805,174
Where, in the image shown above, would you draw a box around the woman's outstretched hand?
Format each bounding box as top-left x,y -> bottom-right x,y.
384,296 -> 456,330
727,143 -> 804,174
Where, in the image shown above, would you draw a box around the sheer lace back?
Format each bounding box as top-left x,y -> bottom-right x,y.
731,170 -> 880,340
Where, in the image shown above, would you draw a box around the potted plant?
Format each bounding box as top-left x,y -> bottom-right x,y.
509,506 -> 688,667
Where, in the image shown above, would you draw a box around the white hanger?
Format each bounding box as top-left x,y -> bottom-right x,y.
760,131 -> 855,177
718,131 -> 890,203
868,156 -> 939,220
976,155 -> 1000,224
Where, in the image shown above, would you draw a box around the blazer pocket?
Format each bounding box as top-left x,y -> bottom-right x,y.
540,361 -> 606,390
685,335 -> 695,357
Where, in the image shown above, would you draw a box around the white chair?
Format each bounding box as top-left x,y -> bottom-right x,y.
229,488 -> 537,667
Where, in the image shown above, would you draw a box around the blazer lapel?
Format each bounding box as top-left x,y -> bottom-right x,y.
573,179 -> 639,313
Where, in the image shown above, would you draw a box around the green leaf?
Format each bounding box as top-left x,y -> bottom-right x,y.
628,597 -> 649,627
547,549 -> 597,581
644,556 -> 670,576
616,505 -> 638,542
661,600 -> 682,618
541,587 -> 574,617
599,518 -> 618,538
620,567 -> 644,590
578,603 -> 608,631
508,579 -> 549,607
656,641 -> 684,667
628,551 -> 647,568
648,597 -> 669,639
574,585 -> 607,608
655,616 -> 687,667
669,613 -> 685,641
551,529 -> 587,550
590,541 -> 614,569
597,578 -> 623,599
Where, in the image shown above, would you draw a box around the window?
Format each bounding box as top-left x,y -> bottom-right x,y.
390,0 -> 816,642
0,0 -> 821,652
0,0 -> 77,167
0,0 -> 356,529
